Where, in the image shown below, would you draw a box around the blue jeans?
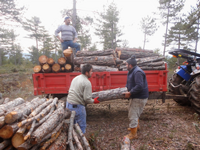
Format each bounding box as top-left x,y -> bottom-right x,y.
66,102 -> 86,133
61,40 -> 80,56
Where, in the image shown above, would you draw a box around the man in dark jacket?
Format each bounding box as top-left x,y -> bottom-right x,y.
123,55 -> 149,140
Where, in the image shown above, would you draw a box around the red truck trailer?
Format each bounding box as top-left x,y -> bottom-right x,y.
33,64 -> 168,102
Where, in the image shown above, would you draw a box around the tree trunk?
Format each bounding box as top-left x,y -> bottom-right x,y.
80,64 -> 118,72
116,51 -> 159,60
42,64 -> 51,73
12,126 -> 27,148
39,55 -> 48,66
46,131 -> 67,150
76,49 -> 116,57
47,58 -> 55,66
0,140 -> 10,150
52,63 -> 61,73
74,55 -> 116,66
33,65 -> 42,73
31,107 -> 65,144
57,57 -> 66,67
92,87 -> 128,102
0,98 -> 25,117
5,97 -> 46,124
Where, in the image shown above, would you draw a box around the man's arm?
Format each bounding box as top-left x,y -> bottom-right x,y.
83,82 -> 94,104
129,72 -> 144,95
55,26 -> 63,43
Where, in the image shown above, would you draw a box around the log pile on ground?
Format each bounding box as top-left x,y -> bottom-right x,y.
33,48 -> 74,73
0,97 -> 91,150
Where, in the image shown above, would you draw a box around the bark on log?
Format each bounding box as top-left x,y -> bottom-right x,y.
92,87 -> 128,102
0,98 -> 25,117
31,107 -> 65,144
51,120 -> 64,138
0,116 -> 5,128
76,49 -> 116,57
117,51 -> 159,60
138,61 -> 165,67
140,64 -> 166,70
136,56 -> 165,65
115,47 -> 153,53
58,57 -> 66,66
39,55 -> 48,66
42,64 -> 51,73
115,58 -> 123,64
80,64 -> 118,72
74,123 -> 91,150
12,126 -> 27,148
0,140 -> 10,150
24,120 -> 36,140
33,65 -> 42,73
46,131 -> 67,150
74,65 -> 81,72
47,58 -> 55,66
74,55 -> 116,66
3,98 -> 10,104
68,111 -> 75,150
73,129 -> 83,150
5,97 -> 46,124
17,139 -> 33,150
52,63 -> 61,73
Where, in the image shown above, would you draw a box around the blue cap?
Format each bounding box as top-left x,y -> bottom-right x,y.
64,17 -> 70,21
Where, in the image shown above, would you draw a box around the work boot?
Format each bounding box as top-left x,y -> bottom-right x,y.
125,127 -> 138,140
128,119 -> 140,131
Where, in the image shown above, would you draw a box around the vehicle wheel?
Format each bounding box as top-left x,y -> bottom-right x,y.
188,75 -> 200,113
168,73 -> 190,105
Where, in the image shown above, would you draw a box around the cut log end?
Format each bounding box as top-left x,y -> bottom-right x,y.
39,55 -> 48,65
5,111 -> 17,124
65,64 -> 71,70
63,48 -> 73,57
12,133 -> 25,148
52,64 -> 61,73
33,65 -> 42,73
0,125 -> 14,139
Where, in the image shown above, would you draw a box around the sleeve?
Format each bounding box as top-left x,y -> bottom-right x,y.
83,82 -> 94,104
129,72 -> 144,95
72,26 -> 78,38
55,26 -> 61,36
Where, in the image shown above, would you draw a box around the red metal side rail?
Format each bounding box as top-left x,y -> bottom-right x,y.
33,63 -> 168,95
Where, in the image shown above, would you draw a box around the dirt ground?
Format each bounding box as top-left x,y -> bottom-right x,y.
1,73 -> 200,150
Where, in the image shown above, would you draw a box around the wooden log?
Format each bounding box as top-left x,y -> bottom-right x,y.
0,98 -> 25,117
140,64 -> 166,70
4,145 -> 14,150
92,87 -> 128,102
63,48 -> 73,57
3,98 -> 10,104
68,111 -> 75,150
47,58 -> 55,66
39,55 -> 48,66
74,123 -> 91,150
33,65 -> 42,73
0,123 -> 19,139
76,49 -> 116,57
31,107 -> 65,144
0,116 -> 5,128
0,140 -> 10,150
46,131 -> 67,150
42,64 -> 51,73
74,65 -> 81,72
12,126 -> 27,148
18,98 -> 57,128
115,47 -> 153,53
116,51 -> 159,60
138,61 -> 165,67
64,64 -> 72,72
24,119 -> 36,140
121,136 -> 131,150
115,58 -> 123,64
136,56 -> 165,65
17,139 -> 33,150
51,120 -> 64,138
52,63 -> 61,73
58,57 -> 66,66
74,55 -> 116,66
73,129 -> 83,150
80,64 -> 118,72
5,97 -> 46,124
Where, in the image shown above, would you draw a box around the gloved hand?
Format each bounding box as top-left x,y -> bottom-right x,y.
94,97 -> 99,104
123,92 -> 131,99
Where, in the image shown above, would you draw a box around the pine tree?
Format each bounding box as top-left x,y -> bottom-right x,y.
95,2 -> 123,50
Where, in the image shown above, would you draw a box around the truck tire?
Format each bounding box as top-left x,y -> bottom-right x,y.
188,75 -> 200,113
168,73 -> 190,105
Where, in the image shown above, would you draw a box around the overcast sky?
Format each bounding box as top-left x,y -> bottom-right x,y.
16,0 -> 198,54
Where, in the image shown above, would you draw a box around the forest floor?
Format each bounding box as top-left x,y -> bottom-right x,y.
0,73 -> 200,150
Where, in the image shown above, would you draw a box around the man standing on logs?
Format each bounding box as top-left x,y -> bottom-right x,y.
66,64 -> 99,133
55,16 -> 80,56
123,55 -> 149,140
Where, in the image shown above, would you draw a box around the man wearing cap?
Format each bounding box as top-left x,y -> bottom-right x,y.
123,55 -> 149,140
66,64 -> 99,134
55,17 -> 80,56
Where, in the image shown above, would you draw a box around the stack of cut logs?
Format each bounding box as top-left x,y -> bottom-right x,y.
33,48 -> 74,73
0,97 -> 91,150
33,47 -> 166,73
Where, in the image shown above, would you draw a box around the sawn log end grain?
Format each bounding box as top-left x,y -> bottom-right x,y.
12,133 -> 25,148
5,111 -> 17,124
0,125 -> 14,139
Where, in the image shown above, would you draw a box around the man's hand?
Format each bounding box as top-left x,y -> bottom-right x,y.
73,38 -> 77,43
123,92 -> 131,99
94,97 -> 99,104
60,39 -> 64,43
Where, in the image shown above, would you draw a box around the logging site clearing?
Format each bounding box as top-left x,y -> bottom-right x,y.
0,73 -> 200,150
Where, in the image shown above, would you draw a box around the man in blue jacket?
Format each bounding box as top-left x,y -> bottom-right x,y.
123,55 -> 149,140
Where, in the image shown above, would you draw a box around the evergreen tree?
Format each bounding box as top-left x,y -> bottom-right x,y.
140,16 -> 158,50
158,0 -> 185,56
95,2 -> 123,50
